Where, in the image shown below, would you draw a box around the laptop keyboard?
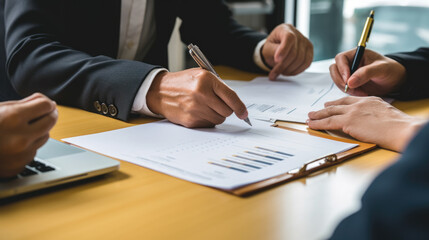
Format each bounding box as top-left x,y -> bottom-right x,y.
18,160 -> 56,178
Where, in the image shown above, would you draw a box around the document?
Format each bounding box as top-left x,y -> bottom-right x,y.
234,72 -> 348,123
64,117 -> 357,190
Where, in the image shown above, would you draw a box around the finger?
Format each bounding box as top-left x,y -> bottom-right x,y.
197,107 -> 226,126
15,96 -> 56,122
347,64 -> 381,89
213,81 -> 248,120
28,109 -> 58,138
335,50 -> 355,83
308,105 -> 346,120
307,116 -> 345,131
284,42 -> 308,75
206,94 -> 234,118
19,93 -> 46,103
272,43 -> 299,78
330,64 -> 347,91
289,45 -> 313,76
273,30 -> 294,63
268,35 -> 298,79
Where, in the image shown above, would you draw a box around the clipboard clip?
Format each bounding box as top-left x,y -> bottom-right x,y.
287,154 -> 338,176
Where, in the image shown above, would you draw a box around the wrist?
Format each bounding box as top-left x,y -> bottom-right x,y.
386,57 -> 408,95
396,117 -> 426,152
146,71 -> 168,116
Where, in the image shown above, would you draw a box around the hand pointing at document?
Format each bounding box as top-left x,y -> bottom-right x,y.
262,24 -> 314,80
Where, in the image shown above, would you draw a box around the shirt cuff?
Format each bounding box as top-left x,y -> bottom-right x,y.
253,39 -> 271,72
132,68 -> 168,118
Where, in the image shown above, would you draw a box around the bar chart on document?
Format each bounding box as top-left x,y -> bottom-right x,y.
72,118 -> 357,190
235,72 -> 348,123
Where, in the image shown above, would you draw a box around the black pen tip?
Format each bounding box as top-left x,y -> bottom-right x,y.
370,10 -> 374,17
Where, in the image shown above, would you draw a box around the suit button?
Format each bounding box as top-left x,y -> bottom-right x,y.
94,101 -> 101,112
101,103 -> 108,115
108,104 -> 118,117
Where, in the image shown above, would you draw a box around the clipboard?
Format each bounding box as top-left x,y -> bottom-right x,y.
225,122 -> 377,196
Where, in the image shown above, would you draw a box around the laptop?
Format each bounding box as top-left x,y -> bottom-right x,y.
0,138 -> 119,199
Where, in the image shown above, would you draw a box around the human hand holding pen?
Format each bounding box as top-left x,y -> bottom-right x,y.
188,43 -> 251,126
146,69 -> 249,128
330,49 -> 406,96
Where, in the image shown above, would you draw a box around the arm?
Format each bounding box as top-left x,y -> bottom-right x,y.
178,0 -> 313,78
331,122 -> 429,239
4,0 -> 160,121
178,0 -> 267,73
386,48 -> 429,100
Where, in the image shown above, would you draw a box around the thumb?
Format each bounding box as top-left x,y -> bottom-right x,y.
348,65 -> 380,89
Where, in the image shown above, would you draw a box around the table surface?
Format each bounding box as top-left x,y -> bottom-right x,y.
1,66 -> 428,240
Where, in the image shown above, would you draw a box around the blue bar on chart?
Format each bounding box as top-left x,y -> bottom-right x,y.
255,146 -> 294,157
208,162 -> 249,173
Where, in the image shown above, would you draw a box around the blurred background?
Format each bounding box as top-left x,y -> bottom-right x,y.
169,0 -> 429,70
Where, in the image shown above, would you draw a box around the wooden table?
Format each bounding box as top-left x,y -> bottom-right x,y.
1,66 -> 428,240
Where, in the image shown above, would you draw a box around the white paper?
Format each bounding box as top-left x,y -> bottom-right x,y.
234,72 -> 348,123
64,116 -> 357,190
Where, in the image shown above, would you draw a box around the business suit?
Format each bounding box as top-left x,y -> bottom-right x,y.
2,0 -> 266,120
331,48 -> 429,239
387,47 -> 429,100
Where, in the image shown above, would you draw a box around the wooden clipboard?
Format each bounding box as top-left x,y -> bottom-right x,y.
224,122 -> 377,196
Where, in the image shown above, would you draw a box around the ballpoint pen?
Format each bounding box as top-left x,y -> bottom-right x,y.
345,10 -> 375,92
188,43 -> 252,126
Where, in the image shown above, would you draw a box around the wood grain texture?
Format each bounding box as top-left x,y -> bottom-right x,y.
1,66 -> 428,240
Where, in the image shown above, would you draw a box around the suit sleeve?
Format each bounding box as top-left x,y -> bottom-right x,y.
386,47 -> 429,100
178,0 -> 267,73
4,0 -> 160,121
330,123 -> 429,239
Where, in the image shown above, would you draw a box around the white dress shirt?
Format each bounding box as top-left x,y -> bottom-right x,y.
118,0 -> 269,117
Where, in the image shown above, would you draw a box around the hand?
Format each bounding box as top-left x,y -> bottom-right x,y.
146,68 -> 248,128
0,93 -> 58,178
307,96 -> 425,152
330,48 -> 407,96
262,24 -> 313,80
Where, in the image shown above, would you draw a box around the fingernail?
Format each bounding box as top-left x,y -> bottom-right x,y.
243,110 -> 249,119
305,119 -> 310,125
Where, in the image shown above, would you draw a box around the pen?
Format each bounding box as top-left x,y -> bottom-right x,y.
188,43 -> 252,126
345,10 -> 375,93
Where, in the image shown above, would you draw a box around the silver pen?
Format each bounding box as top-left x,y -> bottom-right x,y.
187,43 -> 252,126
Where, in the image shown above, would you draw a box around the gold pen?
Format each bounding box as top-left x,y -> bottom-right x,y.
345,10 -> 374,92
188,43 -> 252,126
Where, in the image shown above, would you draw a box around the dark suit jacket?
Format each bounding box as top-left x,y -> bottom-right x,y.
2,0 -> 266,120
331,48 -> 429,239
387,47 -> 429,100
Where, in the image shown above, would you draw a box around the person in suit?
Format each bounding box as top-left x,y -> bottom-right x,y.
0,93 -> 57,178
305,48 -> 429,238
1,0 -> 313,128
307,48 -> 429,152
